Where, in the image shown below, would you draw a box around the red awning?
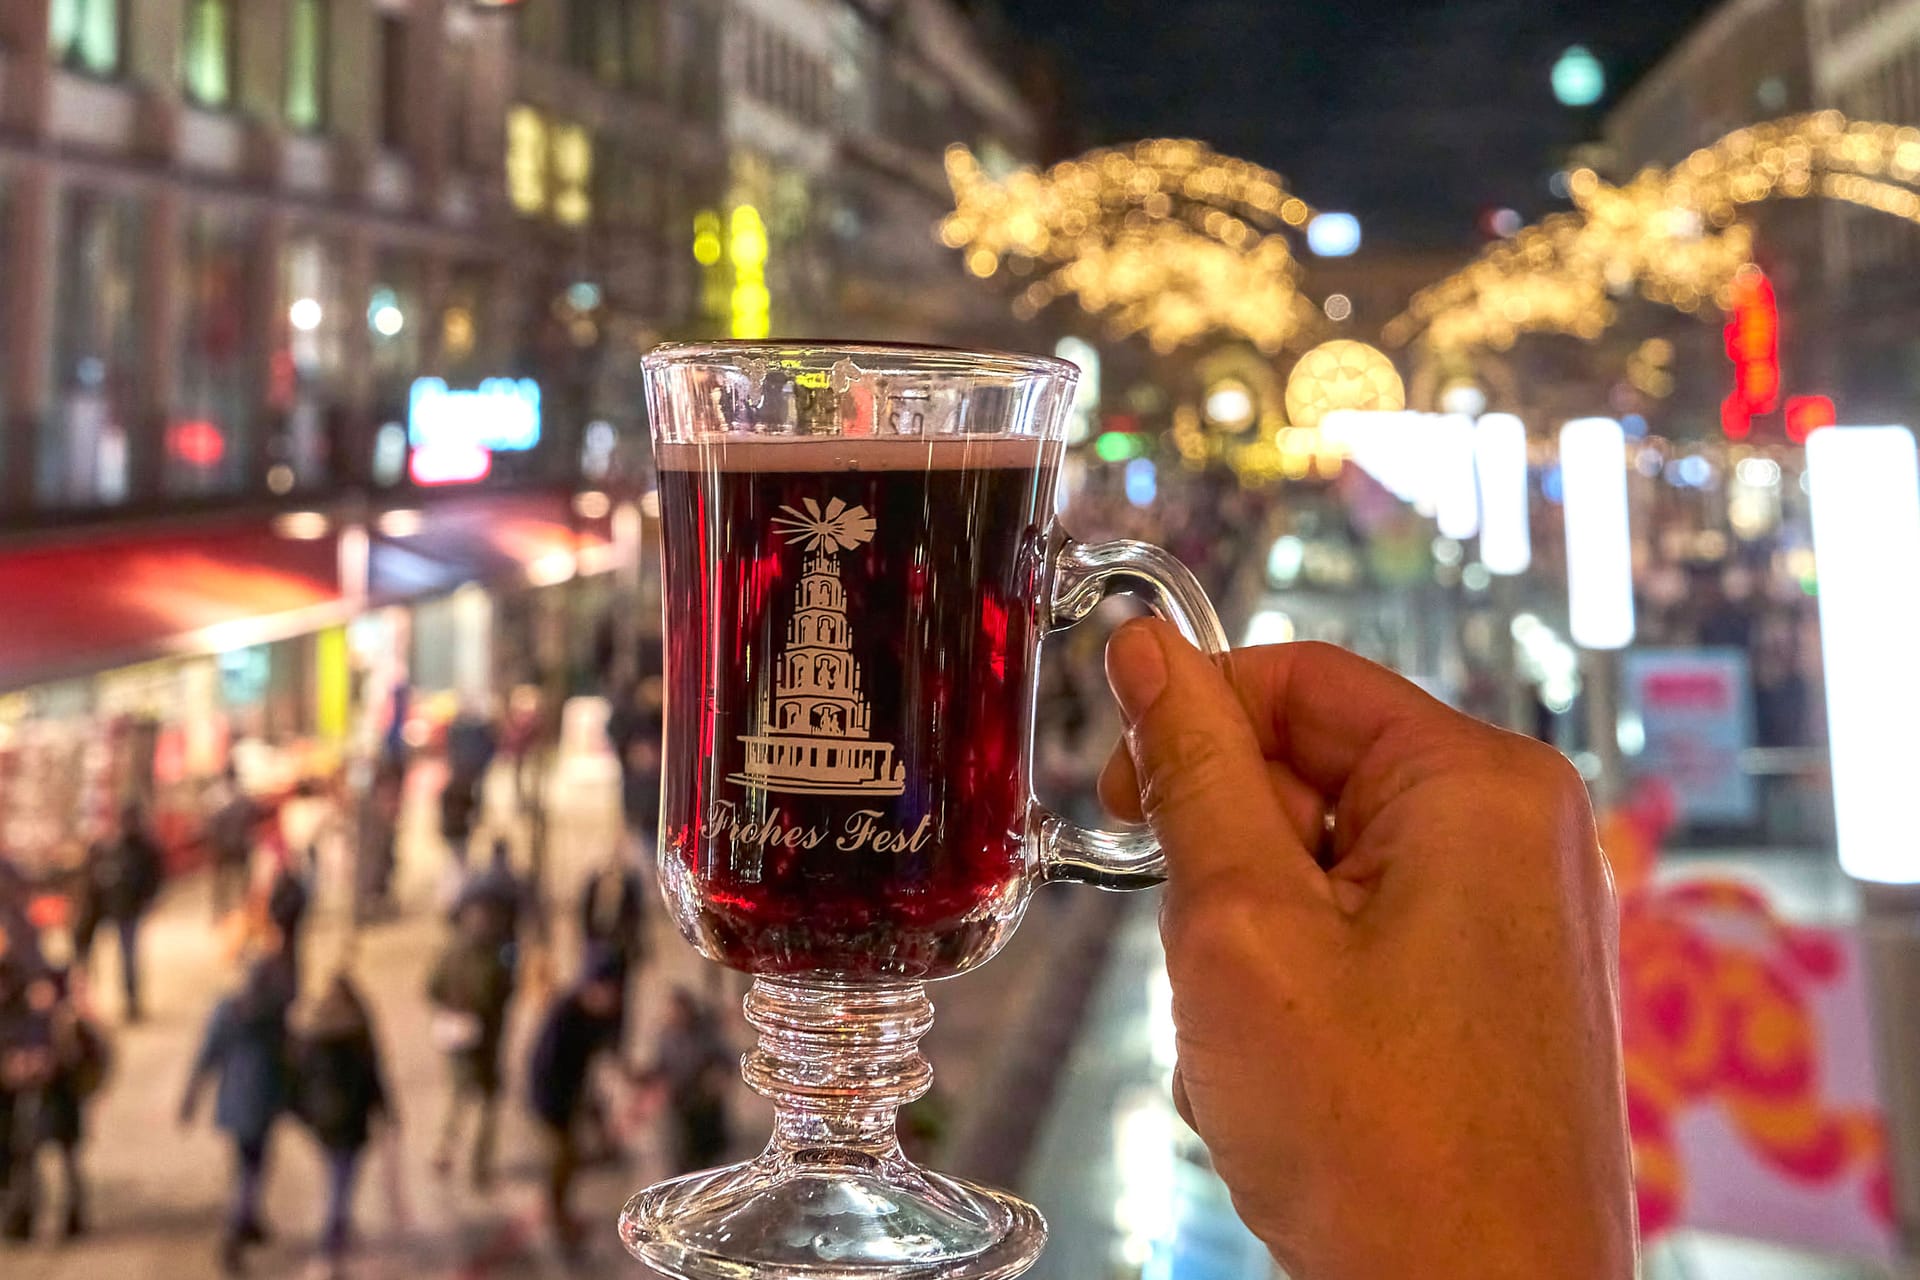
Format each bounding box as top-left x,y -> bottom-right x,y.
0,520 -> 344,689
0,491 -> 614,692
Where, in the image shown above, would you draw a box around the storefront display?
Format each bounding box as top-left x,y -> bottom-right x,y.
44,185 -> 143,509
172,203 -> 262,497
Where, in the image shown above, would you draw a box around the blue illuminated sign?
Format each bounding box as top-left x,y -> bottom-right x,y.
408,377 -> 543,453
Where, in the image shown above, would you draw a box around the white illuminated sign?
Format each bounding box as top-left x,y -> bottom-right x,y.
1474,413 -> 1532,575
409,377 -> 543,454
1807,426 -> 1920,884
1433,414 -> 1480,540
1560,417 -> 1635,650
1323,410 -> 1477,538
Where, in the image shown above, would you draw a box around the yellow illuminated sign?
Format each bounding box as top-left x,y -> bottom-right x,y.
730,204 -> 770,339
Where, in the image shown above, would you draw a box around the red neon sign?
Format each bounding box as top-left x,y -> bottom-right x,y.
409,444 -> 492,486
1721,271 -> 1780,440
167,419 -> 226,468
1785,394 -> 1836,443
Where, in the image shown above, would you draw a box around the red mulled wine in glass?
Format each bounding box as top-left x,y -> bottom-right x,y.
625,343 -> 1227,1280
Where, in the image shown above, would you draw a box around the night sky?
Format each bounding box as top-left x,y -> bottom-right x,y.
991,0 -> 1721,248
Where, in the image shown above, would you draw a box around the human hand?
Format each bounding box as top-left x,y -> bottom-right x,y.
1100,621 -> 1634,1280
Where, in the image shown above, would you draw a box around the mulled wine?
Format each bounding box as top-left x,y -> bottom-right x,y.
656,437 -> 1061,981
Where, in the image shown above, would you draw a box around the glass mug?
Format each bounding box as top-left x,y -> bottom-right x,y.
622,343 -> 1226,1280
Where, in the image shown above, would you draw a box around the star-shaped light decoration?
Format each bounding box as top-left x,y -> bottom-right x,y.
772,498 -> 877,553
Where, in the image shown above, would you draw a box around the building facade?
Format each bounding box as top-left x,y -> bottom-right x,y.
0,0 -> 1040,524
1606,0 -> 1920,427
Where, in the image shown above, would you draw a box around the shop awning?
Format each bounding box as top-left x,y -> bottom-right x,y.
0,491 -> 616,692
369,492 -> 614,598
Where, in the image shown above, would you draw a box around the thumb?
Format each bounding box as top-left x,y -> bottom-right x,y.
1105,620 -> 1330,908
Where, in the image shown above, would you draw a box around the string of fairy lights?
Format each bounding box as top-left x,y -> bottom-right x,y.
941,140 -> 1324,354
940,114 -> 1920,501
1387,112 -> 1920,357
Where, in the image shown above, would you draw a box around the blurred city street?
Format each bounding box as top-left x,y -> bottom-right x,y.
1,753 -> 1093,1278
2,0 -> 1920,1277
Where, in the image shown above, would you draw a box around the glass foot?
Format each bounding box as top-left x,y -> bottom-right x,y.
619,977 -> 1046,1278
620,1155 -> 1046,1279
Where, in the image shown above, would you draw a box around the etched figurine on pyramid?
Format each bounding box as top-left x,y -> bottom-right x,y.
730,497 -> 905,797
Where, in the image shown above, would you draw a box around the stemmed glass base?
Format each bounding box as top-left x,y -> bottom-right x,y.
620,978 -> 1046,1279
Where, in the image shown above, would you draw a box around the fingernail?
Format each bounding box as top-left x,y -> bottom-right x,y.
1106,621 -> 1167,724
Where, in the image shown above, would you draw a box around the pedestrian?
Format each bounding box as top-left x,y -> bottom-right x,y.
291,974 -> 393,1279
180,958 -> 294,1275
2,969 -> 108,1241
206,768 -> 259,923
441,702 -> 498,867
525,958 -> 623,1254
353,758 -> 404,924
0,955 -> 54,1243
639,989 -> 733,1177
606,677 -> 664,840
266,850 -> 311,993
438,771 -> 480,868
425,900 -> 515,1190
578,848 -> 649,1043
82,804 -> 164,1023
453,838 -> 539,966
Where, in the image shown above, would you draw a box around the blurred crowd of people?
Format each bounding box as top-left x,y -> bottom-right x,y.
0,669 -> 737,1276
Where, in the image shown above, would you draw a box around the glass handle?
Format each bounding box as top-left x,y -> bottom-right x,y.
1036,537 -> 1230,888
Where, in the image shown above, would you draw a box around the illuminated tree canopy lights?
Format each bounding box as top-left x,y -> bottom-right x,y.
1388,114 -> 1920,357
942,139 -> 1324,354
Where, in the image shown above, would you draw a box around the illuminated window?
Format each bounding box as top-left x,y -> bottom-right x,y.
183,0 -> 236,109
506,106 -> 551,216
49,0 -> 121,76
506,108 -> 592,226
285,0 -> 326,131
551,123 -> 594,226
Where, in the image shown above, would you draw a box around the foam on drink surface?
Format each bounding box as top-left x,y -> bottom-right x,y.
655,436 -> 1051,473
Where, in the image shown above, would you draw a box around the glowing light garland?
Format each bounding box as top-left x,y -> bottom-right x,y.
1388,113 -> 1920,357
942,140 -> 1323,354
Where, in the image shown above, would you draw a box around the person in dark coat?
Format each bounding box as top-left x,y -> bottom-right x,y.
641,989 -> 734,1176
578,850 -> 649,1042
292,975 -> 392,1278
0,958 -> 54,1244
2,969 -> 107,1242
426,901 -> 515,1189
0,879 -> 42,1228
82,805 -> 164,1022
452,839 -> 540,966
266,855 -> 311,992
525,959 -> 622,1252
181,960 -> 293,1274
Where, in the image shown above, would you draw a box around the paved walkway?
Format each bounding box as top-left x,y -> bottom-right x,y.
2,757 -> 1081,1279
